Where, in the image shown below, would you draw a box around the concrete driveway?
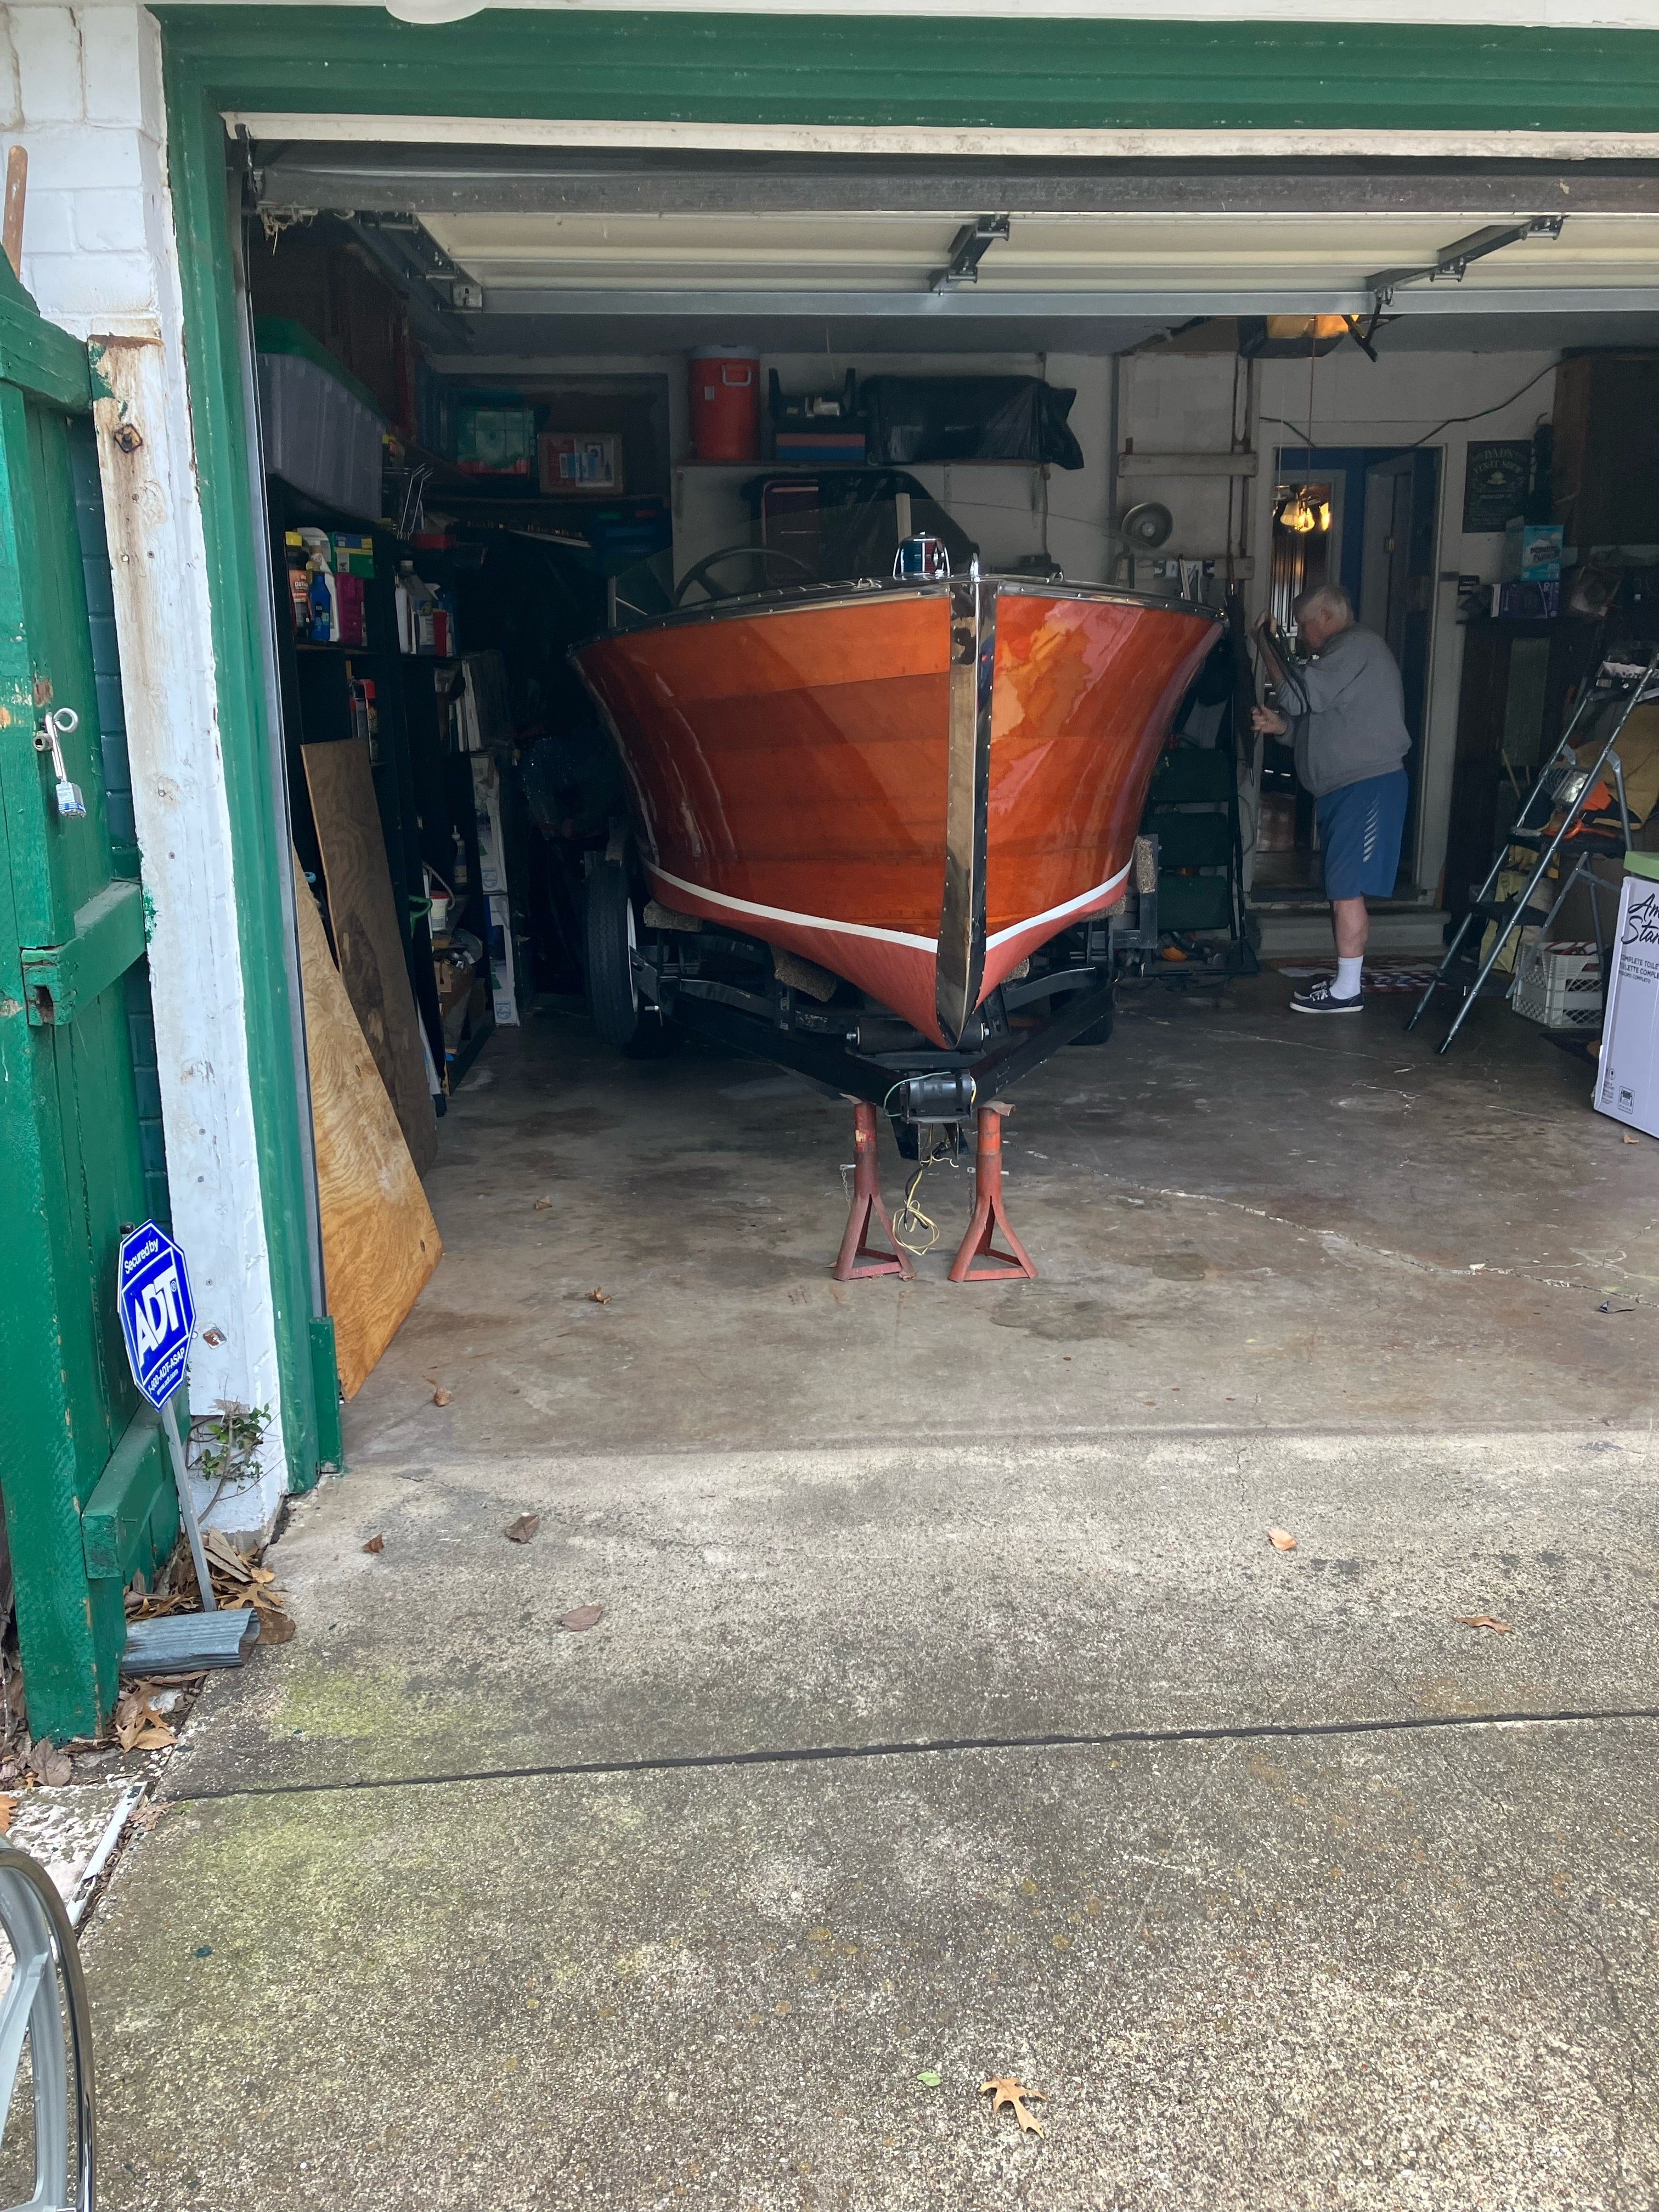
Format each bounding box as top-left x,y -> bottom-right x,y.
83,980 -> 1659,2209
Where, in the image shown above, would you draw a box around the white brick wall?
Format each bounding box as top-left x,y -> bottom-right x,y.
2,2 -> 296,1530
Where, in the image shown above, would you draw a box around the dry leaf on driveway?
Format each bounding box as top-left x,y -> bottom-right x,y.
587,1288 -> 611,1305
504,1514 -> 541,1545
362,1534 -> 385,1555
1267,1528 -> 1297,1552
560,1605 -> 603,1632
1454,1613 -> 1513,1634
980,2077 -> 1046,2136
113,1689 -> 177,1755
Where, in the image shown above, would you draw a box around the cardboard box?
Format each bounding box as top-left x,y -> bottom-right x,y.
538,432 -> 624,494
454,406 -> 535,476
1594,872 -> 1659,1137
1503,521 -> 1564,580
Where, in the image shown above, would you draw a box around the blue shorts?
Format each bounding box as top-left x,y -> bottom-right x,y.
1317,770 -> 1409,900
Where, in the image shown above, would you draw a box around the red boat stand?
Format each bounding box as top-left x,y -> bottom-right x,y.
949,1102 -> 1038,1283
833,1101 -> 915,1282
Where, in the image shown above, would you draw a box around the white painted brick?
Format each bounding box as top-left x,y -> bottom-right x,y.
16,117 -> 142,189
69,181 -> 142,250
20,243 -> 153,318
79,3 -> 147,128
11,7 -> 83,123
19,177 -> 72,251
0,23 -> 21,131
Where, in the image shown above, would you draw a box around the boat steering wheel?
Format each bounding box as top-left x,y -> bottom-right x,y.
673,545 -> 816,605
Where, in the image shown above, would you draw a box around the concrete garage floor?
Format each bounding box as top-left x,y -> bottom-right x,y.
83,975 -> 1659,2210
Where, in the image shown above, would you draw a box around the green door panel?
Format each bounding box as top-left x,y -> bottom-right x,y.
0,253 -> 171,1740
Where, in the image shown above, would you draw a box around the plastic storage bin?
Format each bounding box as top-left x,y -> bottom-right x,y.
256,319 -> 385,522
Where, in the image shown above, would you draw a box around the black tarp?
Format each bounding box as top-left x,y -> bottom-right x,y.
861,376 -> 1085,470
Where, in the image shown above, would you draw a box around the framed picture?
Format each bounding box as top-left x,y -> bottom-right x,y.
1463,439 -> 1534,533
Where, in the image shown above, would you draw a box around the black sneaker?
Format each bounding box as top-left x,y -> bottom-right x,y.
1290,978 -> 1363,1015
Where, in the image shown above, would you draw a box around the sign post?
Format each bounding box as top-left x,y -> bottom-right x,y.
116,1223 -> 216,1612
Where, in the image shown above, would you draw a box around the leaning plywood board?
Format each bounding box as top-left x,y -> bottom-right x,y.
302,738 -> 437,1174
294,859 -> 441,1397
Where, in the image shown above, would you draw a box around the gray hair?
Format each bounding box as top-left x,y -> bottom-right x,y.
1292,582 -> 1353,627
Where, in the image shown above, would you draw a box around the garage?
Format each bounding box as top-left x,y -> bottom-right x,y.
218,125 -> 1659,1424
18,8 -> 1659,2199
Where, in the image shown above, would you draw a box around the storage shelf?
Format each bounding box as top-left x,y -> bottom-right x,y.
673,458 -> 1042,472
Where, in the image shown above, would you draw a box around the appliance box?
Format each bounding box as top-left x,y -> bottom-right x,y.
1595,877 -> 1659,1137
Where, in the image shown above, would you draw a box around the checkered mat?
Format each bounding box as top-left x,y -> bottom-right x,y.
1272,964 -> 1439,996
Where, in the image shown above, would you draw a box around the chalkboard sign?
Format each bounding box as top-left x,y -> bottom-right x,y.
1463,439 -> 1533,533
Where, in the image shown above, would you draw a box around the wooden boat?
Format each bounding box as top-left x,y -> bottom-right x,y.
572,571 -> 1222,1048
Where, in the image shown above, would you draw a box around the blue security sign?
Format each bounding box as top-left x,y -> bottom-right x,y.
116,1223 -> 195,1409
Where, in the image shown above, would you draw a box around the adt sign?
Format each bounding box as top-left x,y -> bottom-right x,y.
116,1223 -> 195,1410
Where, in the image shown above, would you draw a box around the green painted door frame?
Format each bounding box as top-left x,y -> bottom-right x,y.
153,5 -> 1659,1484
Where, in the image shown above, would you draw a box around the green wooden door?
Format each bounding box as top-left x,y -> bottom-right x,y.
0,257 -> 177,1742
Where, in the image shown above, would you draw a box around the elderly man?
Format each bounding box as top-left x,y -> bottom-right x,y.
1251,583 -> 1412,1014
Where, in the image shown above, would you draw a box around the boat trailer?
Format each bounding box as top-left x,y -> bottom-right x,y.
620,837 -> 1167,1283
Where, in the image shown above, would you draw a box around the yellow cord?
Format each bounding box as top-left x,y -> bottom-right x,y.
892,1140 -> 958,1257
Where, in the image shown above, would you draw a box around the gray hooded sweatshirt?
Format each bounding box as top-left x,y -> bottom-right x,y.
1279,623 -> 1411,799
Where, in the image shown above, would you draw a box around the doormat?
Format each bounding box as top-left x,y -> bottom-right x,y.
1272,963 -> 1439,995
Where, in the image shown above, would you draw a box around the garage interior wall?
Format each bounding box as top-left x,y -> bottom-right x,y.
1116,345 -> 1560,899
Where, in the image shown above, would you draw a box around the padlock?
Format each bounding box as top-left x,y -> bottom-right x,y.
35,706 -> 84,819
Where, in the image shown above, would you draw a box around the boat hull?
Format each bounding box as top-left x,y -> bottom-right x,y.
573,577 -> 1221,1046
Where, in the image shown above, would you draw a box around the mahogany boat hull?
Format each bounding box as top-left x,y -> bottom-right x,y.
573,576 -> 1222,1047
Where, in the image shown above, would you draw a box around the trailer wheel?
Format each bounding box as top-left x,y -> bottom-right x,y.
585,861 -> 677,1057
1065,992 -> 1116,1049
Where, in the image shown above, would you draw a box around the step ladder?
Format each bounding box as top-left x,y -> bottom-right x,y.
1407,650 -> 1659,1053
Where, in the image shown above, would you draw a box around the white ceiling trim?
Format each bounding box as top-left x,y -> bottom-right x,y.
228,114 -> 1659,160
202,0 -> 1659,21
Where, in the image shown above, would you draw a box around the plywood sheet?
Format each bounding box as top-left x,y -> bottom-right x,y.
294,857 -> 441,1398
302,738 -> 437,1174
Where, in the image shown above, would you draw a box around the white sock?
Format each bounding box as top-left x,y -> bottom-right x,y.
1335,955 -> 1363,999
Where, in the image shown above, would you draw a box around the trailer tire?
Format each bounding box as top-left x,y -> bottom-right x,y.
585,861 -> 679,1057
585,861 -> 644,1050
1065,994 -> 1116,1049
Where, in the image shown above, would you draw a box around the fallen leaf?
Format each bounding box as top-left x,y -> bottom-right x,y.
113,1691 -> 176,1754
587,1287 -> 611,1305
1268,1528 -> 1297,1552
1624,1133 -> 1640,1144
504,1514 -> 541,1545
560,1604 -> 603,1632
362,1534 -> 385,1554
1454,1613 -> 1512,1634
432,1387 -> 452,1407
257,1610 -> 296,1646
131,1802 -> 165,1833
0,1795 -> 16,1834
534,1196 -> 554,1210
204,1530 -> 252,1583
917,2069 -> 941,2088
980,2076 -> 1046,2137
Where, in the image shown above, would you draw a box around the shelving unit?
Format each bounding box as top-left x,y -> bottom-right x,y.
266,478 -> 498,1097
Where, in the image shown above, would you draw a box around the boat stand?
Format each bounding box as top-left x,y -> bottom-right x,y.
833,1101 -> 914,1281
949,1104 -> 1037,1283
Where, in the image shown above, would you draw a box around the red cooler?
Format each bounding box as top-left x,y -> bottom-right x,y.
689,347 -> 760,462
